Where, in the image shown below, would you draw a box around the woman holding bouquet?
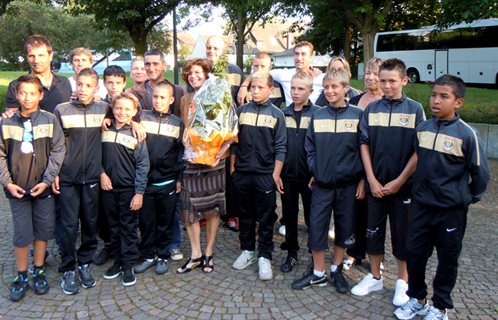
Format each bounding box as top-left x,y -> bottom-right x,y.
177,59 -> 230,274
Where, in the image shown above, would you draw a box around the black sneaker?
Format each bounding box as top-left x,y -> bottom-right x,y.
10,274 -> 30,301
94,246 -> 110,265
291,271 -> 327,290
78,264 -> 96,288
330,264 -> 349,293
103,263 -> 122,280
155,259 -> 169,274
281,255 -> 297,273
61,271 -> 80,295
33,268 -> 49,295
122,268 -> 136,287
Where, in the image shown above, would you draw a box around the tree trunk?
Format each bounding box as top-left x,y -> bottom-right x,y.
344,22 -> 351,62
236,11 -> 244,70
361,29 -> 375,73
130,31 -> 149,56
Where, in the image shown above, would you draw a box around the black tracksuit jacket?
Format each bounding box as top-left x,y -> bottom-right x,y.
359,93 -> 426,195
305,101 -> 364,189
101,121 -> 149,194
231,99 -> 287,174
140,109 -> 184,184
412,114 -> 490,209
54,99 -> 109,186
281,101 -> 319,182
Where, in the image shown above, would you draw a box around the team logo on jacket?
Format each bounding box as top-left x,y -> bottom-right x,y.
345,120 -> 354,131
167,125 -> 174,133
39,126 -> 49,136
93,116 -> 102,125
122,136 -> 131,146
443,137 -> 455,151
263,116 -> 273,126
399,114 -> 409,126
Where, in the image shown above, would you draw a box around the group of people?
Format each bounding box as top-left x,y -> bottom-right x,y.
1,34 -> 490,320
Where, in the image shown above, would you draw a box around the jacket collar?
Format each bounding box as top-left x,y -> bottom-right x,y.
381,92 -> 407,108
326,100 -> 350,114
432,113 -> 460,127
283,100 -> 314,116
71,98 -> 95,109
152,107 -> 171,118
110,119 -> 132,131
16,106 -> 42,121
252,99 -> 273,109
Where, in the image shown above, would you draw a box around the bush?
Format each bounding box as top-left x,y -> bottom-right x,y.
0,61 -> 20,71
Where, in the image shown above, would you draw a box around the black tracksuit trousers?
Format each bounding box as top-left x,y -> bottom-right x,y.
406,201 -> 467,310
280,180 -> 311,256
58,184 -> 99,272
139,183 -> 177,260
232,171 -> 278,260
346,198 -> 367,259
102,189 -> 140,269
222,157 -> 238,222
97,190 -> 111,244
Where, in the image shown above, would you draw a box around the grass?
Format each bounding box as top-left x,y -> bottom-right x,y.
0,71 -> 187,112
350,79 -> 498,124
1,72 -> 497,124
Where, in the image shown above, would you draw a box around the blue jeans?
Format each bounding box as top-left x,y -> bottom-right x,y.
170,197 -> 181,250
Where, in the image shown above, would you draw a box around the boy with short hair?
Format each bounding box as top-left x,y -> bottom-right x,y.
279,70 -> 318,272
103,65 -> 127,104
134,80 -> 184,275
291,68 -> 365,292
0,75 -> 65,301
101,92 -> 149,286
231,71 -> 287,281
352,58 -> 426,306
394,75 -> 490,320
53,68 -> 109,295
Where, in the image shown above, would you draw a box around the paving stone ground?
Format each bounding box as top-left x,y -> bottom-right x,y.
0,159 -> 497,319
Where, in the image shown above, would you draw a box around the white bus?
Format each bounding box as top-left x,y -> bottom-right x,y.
374,19 -> 498,85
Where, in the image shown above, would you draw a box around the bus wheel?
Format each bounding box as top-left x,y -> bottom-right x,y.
407,69 -> 419,83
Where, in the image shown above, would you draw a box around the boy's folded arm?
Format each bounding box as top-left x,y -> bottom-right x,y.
466,132 -> 491,203
382,152 -> 418,195
133,140 -> 150,195
42,120 -> 66,187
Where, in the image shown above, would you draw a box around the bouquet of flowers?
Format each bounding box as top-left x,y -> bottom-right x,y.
183,54 -> 239,165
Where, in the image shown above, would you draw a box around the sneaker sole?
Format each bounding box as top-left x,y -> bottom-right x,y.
232,258 -> 257,270
60,282 -> 80,295
103,272 -> 122,280
259,274 -> 273,281
293,281 -> 327,290
122,279 -> 136,287
34,285 -> 49,295
170,255 -> 183,261
134,264 -> 155,274
79,277 -> 96,289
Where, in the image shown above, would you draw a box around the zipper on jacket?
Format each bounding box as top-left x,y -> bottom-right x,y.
423,121 -> 441,203
332,108 -> 338,188
82,106 -> 87,184
384,101 -> 394,185
293,111 -> 299,182
251,106 -> 260,172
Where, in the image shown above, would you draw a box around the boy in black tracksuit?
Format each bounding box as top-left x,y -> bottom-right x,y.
352,59 -> 426,307
134,81 -> 184,275
394,75 -> 490,320
100,92 -> 149,286
0,75 -> 65,301
279,70 -> 319,272
230,71 -> 287,281
53,68 -> 109,295
291,68 -> 364,292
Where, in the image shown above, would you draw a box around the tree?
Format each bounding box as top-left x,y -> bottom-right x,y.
0,0 -> 131,69
438,0 -> 498,28
178,44 -> 191,60
58,0 -> 182,56
215,0 -> 280,69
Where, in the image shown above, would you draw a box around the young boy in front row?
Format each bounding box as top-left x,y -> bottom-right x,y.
100,92 -> 149,286
0,75 -> 65,301
394,75 -> 490,320
134,80 -> 184,275
291,68 -> 365,292
231,71 -> 287,281
352,58 -> 426,306
279,70 -> 319,273
52,68 -> 109,295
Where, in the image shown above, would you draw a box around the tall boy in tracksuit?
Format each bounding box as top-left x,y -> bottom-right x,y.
231,71 -> 287,281
394,75 -> 490,320
1,75 -> 65,301
53,68 -> 109,295
279,70 -> 319,273
291,68 -> 364,292
100,92 -> 149,287
134,80 -> 184,275
352,59 -> 426,307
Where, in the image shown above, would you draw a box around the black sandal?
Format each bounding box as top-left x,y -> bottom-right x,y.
176,256 -> 204,274
203,255 -> 214,273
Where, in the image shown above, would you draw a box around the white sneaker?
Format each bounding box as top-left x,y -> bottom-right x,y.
232,250 -> 257,270
328,228 -> 335,239
258,257 -> 272,281
393,279 -> 410,306
278,225 -> 286,236
351,273 -> 383,296
423,306 -> 448,320
394,297 -> 429,319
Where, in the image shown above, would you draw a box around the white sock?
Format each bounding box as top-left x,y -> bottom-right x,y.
330,265 -> 338,272
313,269 -> 325,277
147,258 -> 154,262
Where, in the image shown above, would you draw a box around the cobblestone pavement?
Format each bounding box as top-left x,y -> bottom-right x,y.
1,159 -> 497,319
